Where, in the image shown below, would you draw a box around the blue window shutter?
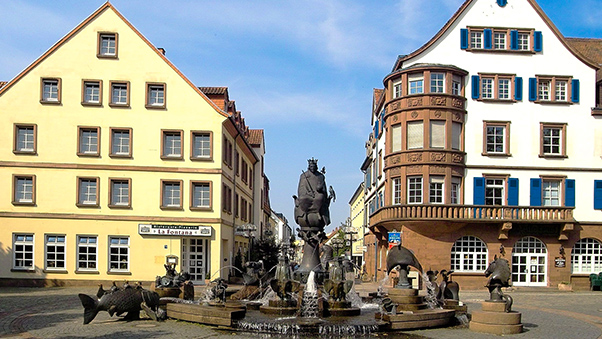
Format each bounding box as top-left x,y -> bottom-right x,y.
572,79 -> 580,103
461,29 -> 469,50
530,178 -> 542,206
528,78 -> 538,101
484,29 -> 493,49
374,120 -> 379,139
594,180 -> 602,210
473,177 -> 485,205
534,31 -> 543,52
515,77 -> 523,101
497,0 -> 507,6
471,75 -> 480,99
508,178 -> 519,206
565,179 -> 576,207
510,30 -> 519,50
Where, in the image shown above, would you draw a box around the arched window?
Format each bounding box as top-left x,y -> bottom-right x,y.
571,238 -> 602,274
450,236 -> 488,272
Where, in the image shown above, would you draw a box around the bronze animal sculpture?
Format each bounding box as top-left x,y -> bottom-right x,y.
269,253 -> 300,302
426,270 -> 440,304
386,243 -> 423,289
243,260 -> 265,286
438,269 -> 460,302
79,283 -> 164,324
210,278 -> 228,303
323,257 -> 353,302
155,263 -> 191,288
484,256 -> 513,312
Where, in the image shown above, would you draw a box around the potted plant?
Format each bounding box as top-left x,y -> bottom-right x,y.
558,281 -> 572,291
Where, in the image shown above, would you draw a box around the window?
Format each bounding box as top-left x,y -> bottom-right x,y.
191,131 -> 212,160
13,234 -> 34,270
223,136 -> 233,167
391,124 -> 402,152
481,77 -> 494,99
535,76 -> 571,102
45,235 -> 65,270
452,75 -> 462,95
538,79 -> 551,101
146,83 -> 166,108
452,122 -> 462,151
393,80 -> 402,98
408,74 -> 424,94
41,78 -> 60,103
109,179 -> 131,208
222,184 -> 233,213
109,81 -> 129,107
571,238 -> 602,274
517,32 -> 530,50
392,177 -> 401,205
78,127 -> 100,156
540,123 -> 566,157
13,175 -> 35,205
494,32 -> 507,49
555,80 -> 567,101
77,236 -> 97,271
110,128 -> 131,157
451,177 -> 461,204
14,124 -> 37,154
485,178 -> 504,205
98,33 -> 117,57
430,120 -> 445,148
470,31 -> 483,49
498,78 -> 511,100
161,180 -> 182,209
407,121 -> 424,149
82,80 -> 102,105
429,176 -> 444,204
483,121 -> 510,155
430,73 -> 445,93
191,181 -> 211,210
451,236 -> 488,272
407,176 -> 422,204
108,236 -> 129,272
78,177 -> 99,207
542,179 -> 561,206
162,130 -> 183,159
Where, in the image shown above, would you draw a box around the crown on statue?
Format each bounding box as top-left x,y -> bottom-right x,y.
307,158 -> 318,166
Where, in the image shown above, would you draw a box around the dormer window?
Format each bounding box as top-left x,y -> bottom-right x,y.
98,32 -> 117,58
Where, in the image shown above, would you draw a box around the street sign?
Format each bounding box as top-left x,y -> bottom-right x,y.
388,232 -> 401,243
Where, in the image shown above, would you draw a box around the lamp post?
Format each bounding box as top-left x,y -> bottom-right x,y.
342,218 -> 358,264
331,238 -> 345,257
236,223 -> 257,261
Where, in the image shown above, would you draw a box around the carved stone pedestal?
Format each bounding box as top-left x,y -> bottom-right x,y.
383,288 -> 455,330
469,301 -> 523,335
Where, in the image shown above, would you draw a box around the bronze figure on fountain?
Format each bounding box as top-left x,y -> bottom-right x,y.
292,158 -> 335,284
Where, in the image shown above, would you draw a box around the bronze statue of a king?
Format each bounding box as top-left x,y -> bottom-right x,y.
293,158 -> 335,283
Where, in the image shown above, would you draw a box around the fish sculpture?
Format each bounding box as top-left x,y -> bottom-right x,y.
386,244 -> 423,289
78,284 -> 164,324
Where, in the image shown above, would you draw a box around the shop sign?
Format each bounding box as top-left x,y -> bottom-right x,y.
554,257 -> 566,268
138,224 -> 212,237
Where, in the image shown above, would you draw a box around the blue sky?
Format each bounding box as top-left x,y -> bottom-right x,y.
1,1 -> 601,233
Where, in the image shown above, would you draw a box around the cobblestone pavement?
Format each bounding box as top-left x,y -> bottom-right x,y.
1,285 -> 601,338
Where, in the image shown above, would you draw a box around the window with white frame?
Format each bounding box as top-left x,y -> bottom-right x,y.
15,125 -> 36,153
41,78 -> 60,103
481,77 -> 494,99
392,177 -> 401,205
99,33 -> 117,57
162,130 -> 182,159
146,83 -> 165,108
542,179 -> 561,206
542,125 -> 563,156
45,235 -> 65,270
538,79 -> 551,101
485,178 -> 504,205
393,80 -> 402,98
13,234 -> 34,270
110,128 -> 131,157
407,176 -> 423,204
451,177 -> 461,204
452,122 -> 462,150
494,32 -> 506,49
517,32 -> 530,50
78,127 -> 99,156
110,82 -> 129,106
108,236 -> 129,272
430,73 -> 445,93
13,175 -> 34,204
485,124 -> 506,154
391,124 -> 402,152
110,179 -> 130,207
192,132 -> 211,159
430,120 -> 445,148
77,236 -> 97,270
83,80 -> 101,104
498,78 -> 511,100
470,31 -> 483,49
191,181 -> 211,209
571,238 -> 602,274
162,180 -> 182,208
429,176 -> 444,204
555,80 -> 568,102
78,177 -> 98,206
452,75 -> 462,95
407,121 -> 424,149
450,235 -> 488,272
408,74 -> 424,94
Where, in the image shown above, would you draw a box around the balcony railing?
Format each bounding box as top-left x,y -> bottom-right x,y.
370,204 -> 574,225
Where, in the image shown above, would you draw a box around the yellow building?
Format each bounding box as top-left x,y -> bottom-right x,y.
348,183 -> 366,268
0,3 -> 263,286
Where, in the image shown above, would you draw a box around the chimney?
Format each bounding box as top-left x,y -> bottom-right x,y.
158,48 -> 166,55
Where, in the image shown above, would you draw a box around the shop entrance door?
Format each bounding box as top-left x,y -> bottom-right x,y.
511,236 -> 547,287
182,238 -> 209,285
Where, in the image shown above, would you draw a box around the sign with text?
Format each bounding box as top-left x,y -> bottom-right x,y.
138,224 -> 212,237
388,232 -> 401,243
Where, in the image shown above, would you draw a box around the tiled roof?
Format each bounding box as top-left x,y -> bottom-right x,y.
247,129 -> 264,146
566,38 -> 602,81
198,87 -> 228,95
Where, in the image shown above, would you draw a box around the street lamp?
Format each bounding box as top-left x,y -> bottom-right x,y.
236,223 -> 257,261
342,218 -> 358,264
331,238 -> 345,257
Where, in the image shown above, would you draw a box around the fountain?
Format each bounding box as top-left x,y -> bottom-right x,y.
469,256 -> 523,335
259,252 -> 300,315
153,262 -> 194,300
323,257 -> 360,316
